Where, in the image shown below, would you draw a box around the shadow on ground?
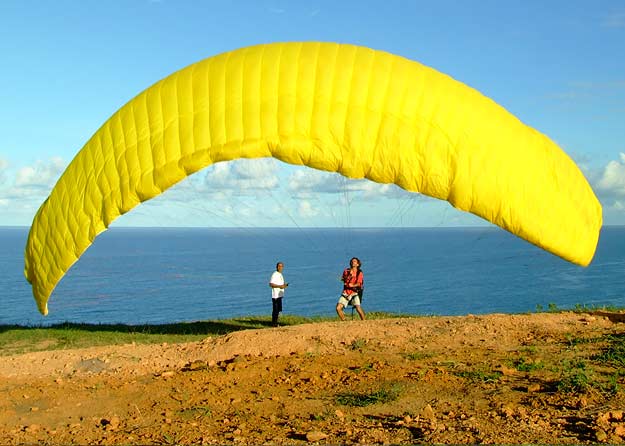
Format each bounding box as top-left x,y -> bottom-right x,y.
0,318 -> 280,336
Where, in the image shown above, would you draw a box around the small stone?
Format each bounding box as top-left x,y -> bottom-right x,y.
306,431 -> 328,442
597,412 -> 611,428
614,424 -> 625,437
421,404 -> 435,421
596,429 -> 608,442
495,364 -> 517,376
108,416 -> 120,430
501,405 -> 515,418
335,410 -> 344,419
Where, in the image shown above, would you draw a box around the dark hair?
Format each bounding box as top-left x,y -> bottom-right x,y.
350,257 -> 361,270
276,262 -> 283,269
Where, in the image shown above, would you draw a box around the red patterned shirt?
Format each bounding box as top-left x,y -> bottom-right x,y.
342,268 -> 363,296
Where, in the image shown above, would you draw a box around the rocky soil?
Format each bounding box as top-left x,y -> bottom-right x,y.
1,312 -> 625,444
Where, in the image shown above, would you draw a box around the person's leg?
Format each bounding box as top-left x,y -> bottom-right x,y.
336,302 -> 346,321
272,298 -> 281,326
354,305 -> 366,320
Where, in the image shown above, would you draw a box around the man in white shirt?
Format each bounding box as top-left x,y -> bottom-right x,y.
269,262 -> 288,327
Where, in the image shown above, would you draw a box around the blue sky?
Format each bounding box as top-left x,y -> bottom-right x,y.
1,0 -> 624,228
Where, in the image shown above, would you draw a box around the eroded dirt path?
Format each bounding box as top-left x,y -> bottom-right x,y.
1,312 -> 624,444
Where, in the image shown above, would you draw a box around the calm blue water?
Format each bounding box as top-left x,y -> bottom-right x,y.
1,226 -> 624,326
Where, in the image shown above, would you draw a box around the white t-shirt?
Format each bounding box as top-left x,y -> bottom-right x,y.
270,271 -> 285,299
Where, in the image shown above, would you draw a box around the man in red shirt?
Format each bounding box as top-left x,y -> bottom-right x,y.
336,257 -> 365,321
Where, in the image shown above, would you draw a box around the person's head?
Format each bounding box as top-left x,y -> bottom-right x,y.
350,257 -> 361,269
276,262 -> 284,272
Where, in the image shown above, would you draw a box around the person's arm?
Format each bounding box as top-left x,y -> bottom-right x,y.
342,269 -> 351,284
270,282 -> 288,289
348,272 -> 363,289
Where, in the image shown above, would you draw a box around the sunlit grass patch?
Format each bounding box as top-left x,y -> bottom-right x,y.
349,338 -> 367,350
403,351 -> 434,361
335,382 -> 404,407
557,360 -> 593,393
595,334 -> 625,367
509,356 -> 544,372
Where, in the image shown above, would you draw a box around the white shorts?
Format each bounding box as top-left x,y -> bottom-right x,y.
338,293 -> 361,307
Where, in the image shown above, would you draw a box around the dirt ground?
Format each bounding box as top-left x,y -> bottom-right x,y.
1,312 -> 625,445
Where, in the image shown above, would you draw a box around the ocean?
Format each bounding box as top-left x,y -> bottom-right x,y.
1,226 -> 624,326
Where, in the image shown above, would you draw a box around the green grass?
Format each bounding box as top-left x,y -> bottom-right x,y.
335,382 -> 404,407
574,303 -> 623,312
508,356 -> 544,372
551,334 -> 625,395
595,334 -> 625,367
349,338 -> 367,350
351,362 -> 375,373
0,312 -> 414,356
557,360 -> 593,393
533,303 -> 625,314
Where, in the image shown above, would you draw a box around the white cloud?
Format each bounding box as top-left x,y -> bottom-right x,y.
359,181 -> 406,200
0,158 -> 8,185
286,168 -> 421,203
288,169 -> 390,196
202,159 -> 279,195
595,152 -> 625,197
14,157 -> 65,189
0,157 -> 66,224
297,200 -> 319,218
287,169 -> 344,195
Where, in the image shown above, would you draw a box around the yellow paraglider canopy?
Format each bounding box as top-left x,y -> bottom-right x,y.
24,42 -> 602,315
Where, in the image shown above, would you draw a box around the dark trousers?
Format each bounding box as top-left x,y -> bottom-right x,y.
272,297 -> 283,324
